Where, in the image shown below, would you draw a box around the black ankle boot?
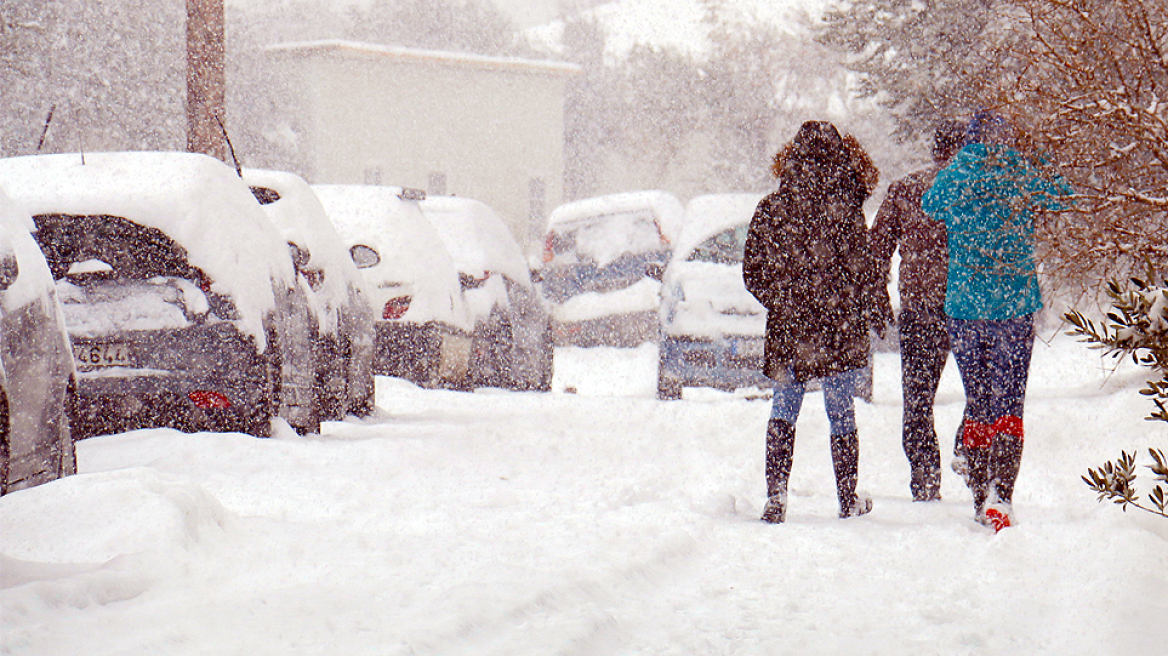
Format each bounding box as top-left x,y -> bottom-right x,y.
762,419 -> 794,523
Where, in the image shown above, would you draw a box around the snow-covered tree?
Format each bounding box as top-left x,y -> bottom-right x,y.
224,4 -> 315,177
997,0 -> 1168,298
816,0 -> 1004,140
698,4 -> 785,191
561,15 -> 619,200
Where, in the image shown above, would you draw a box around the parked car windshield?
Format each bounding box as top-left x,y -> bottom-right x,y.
686,225 -> 750,265
549,209 -> 664,267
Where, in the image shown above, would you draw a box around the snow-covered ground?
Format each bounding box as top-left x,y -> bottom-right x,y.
2,331 -> 1166,655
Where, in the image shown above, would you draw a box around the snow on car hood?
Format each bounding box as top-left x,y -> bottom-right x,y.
0,152 -> 295,346
671,193 -> 764,263
551,277 -> 662,323
662,261 -> 765,339
420,195 -> 532,286
661,193 -> 767,340
312,184 -> 472,331
242,169 -> 368,335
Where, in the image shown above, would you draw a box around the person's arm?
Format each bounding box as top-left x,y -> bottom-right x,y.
922,164 -> 957,221
743,198 -> 778,309
868,180 -> 905,295
743,195 -> 799,317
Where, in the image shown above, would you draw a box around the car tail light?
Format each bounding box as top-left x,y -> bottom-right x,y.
383,296 -> 412,320
189,390 -> 232,409
542,232 -> 556,263
654,220 -> 671,246
459,271 -> 490,290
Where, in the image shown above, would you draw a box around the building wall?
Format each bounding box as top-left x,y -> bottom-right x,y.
267,42 -> 577,252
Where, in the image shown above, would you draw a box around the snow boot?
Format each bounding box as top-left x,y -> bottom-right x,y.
910,465 -> 942,502
981,502 -> 1014,532
761,418 -> 795,524
951,420 -> 971,489
967,444 -> 992,516
989,417 -> 1024,507
982,418 -> 1023,532
905,420 -> 942,501
831,430 -> 872,519
961,418 -> 996,518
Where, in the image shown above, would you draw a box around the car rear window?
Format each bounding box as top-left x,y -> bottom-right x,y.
30,214 -> 226,335
33,213 -> 202,283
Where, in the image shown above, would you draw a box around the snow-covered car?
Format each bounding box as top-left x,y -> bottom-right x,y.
657,193 -> 770,400
536,190 -> 683,347
0,188 -> 75,494
0,152 -> 319,438
243,169 -> 376,420
312,184 -> 474,389
420,195 -> 553,391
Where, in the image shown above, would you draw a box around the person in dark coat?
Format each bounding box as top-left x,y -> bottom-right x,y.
743,121 -> 889,524
869,120 -> 966,502
922,111 -> 1071,531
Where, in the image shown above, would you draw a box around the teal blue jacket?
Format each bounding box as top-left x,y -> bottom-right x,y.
922,143 -> 1070,320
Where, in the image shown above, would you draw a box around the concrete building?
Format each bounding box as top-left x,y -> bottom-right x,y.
264,40 -> 579,252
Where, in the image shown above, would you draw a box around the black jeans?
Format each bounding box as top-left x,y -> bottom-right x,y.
899,306 -> 950,497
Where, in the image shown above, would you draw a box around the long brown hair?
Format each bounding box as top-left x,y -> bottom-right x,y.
772,129 -> 879,198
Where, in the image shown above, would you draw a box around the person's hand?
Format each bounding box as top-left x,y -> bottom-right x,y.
866,293 -> 894,339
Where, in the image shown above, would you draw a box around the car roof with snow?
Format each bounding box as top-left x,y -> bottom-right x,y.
312,184 -> 472,330
674,193 -> 765,261
0,152 -> 296,341
418,195 -> 531,286
242,168 -> 368,299
544,190 -> 684,244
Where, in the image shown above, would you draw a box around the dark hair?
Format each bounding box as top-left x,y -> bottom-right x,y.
932,120 -> 966,163
772,121 -> 846,179
963,110 -> 1009,146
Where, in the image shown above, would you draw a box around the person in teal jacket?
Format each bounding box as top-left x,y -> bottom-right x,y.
922,111 -> 1070,531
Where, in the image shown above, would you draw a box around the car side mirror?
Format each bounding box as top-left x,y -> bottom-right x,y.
644,262 -> 664,282
350,244 -> 381,269
0,254 -> 17,290
288,242 -> 310,272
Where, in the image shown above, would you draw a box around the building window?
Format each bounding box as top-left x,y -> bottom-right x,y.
363,167 -> 382,185
428,172 -> 447,196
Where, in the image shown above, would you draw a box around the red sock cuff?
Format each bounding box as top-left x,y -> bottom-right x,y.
992,415 -> 1024,440
962,419 -> 996,449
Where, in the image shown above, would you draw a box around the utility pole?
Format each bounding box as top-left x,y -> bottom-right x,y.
186,0 -> 227,161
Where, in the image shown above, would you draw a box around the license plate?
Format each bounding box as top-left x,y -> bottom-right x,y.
730,338 -> 764,358
73,342 -> 133,368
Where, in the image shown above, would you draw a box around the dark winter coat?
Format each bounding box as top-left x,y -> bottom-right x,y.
869,166 -> 949,313
743,121 -> 884,384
